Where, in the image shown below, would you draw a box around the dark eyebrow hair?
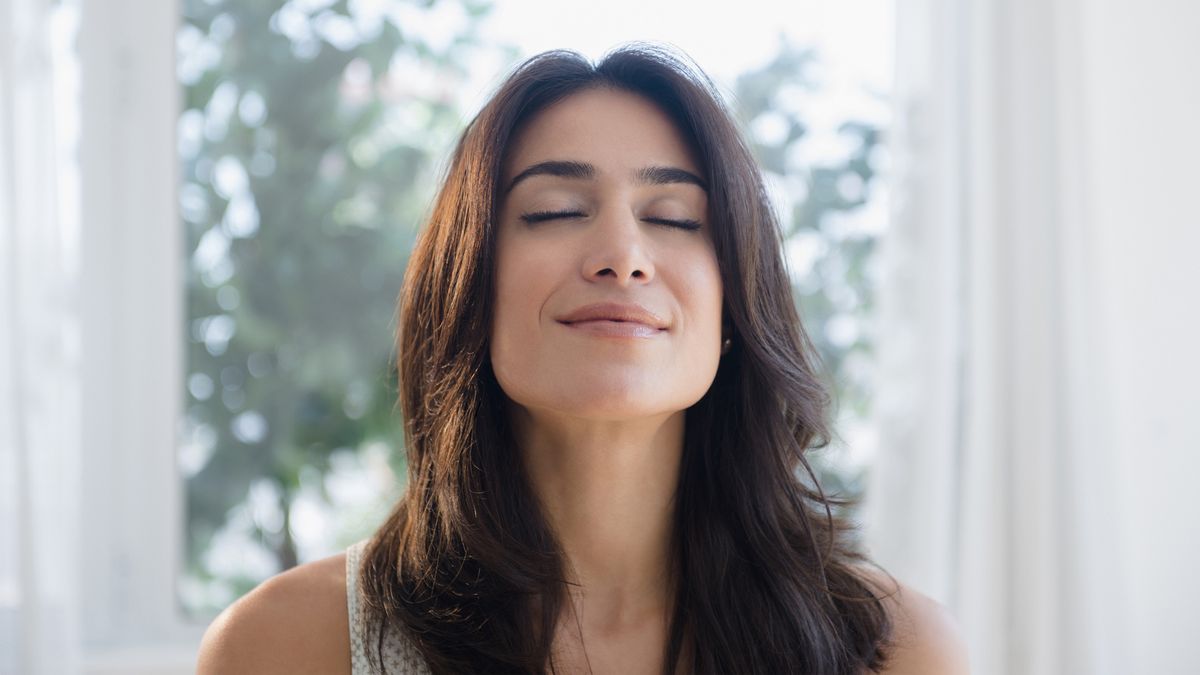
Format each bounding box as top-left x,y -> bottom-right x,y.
504,160 -> 709,194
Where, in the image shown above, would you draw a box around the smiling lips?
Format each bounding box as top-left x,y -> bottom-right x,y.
556,302 -> 668,338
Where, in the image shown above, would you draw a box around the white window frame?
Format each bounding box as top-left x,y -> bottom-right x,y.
77,0 -> 199,672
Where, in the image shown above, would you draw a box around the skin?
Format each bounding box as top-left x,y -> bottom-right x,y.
195,86 -> 971,675
490,86 -> 724,674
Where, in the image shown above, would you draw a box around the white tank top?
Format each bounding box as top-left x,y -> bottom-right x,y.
346,539 -> 432,675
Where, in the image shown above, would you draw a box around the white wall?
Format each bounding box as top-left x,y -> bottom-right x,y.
1082,1 -> 1200,671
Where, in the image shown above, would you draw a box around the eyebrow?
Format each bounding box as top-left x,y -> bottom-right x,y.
504,160 -> 709,195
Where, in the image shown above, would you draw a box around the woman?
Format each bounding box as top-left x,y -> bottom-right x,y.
199,43 -> 969,675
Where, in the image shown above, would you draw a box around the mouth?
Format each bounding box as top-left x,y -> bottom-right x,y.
557,318 -> 665,339
555,301 -> 670,331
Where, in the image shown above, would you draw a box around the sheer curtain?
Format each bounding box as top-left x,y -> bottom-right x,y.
0,0 -> 84,674
861,0 -> 1148,673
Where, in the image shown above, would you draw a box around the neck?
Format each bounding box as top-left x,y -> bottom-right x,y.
512,402 -> 683,629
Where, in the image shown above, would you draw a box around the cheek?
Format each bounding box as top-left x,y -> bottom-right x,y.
494,236 -> 554,323
671,245 -> 724,384
490,235 -> 558,386
665,253 -> 724,409
685,248 -> 724,340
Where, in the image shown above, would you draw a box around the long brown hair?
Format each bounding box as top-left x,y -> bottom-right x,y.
360,42 -> 898,674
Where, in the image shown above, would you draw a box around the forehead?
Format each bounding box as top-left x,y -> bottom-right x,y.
501,87 -> 705,187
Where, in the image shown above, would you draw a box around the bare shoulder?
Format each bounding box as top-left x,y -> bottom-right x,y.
858,567 -> 971,675
196,550 -> 352,675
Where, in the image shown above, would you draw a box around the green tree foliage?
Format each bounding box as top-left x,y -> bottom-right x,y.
731,36 -> 887,525
179,0 -> 503,616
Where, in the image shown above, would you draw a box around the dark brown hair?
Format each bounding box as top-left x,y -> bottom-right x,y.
360,42 -> 898,674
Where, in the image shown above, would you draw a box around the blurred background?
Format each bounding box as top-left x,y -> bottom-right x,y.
1,0 -> 1197,673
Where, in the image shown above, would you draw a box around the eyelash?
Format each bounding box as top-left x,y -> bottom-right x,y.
518,210 -> 703,231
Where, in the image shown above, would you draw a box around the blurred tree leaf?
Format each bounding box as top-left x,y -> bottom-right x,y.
180,0 -> 503,617
732,34 -> 887,531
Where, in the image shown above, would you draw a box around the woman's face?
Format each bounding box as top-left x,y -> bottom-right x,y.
491,87 -> 724,421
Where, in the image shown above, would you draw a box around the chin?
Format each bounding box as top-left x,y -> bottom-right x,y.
529,381 -> 712,422
551,399 -> 674,422
493,359 -> 717,421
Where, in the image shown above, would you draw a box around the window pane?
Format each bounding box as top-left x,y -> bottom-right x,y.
178,0 -> 892,619
176,0 -> 502,618
732,40 -> 891,529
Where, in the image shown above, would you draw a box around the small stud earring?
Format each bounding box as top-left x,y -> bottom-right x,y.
721,337 -> 732,354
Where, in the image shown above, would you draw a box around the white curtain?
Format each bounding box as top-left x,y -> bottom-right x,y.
862,0 -> 1132,673
0,0 -> 84,673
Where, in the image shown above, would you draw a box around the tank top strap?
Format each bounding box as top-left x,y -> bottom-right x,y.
345,538 -> 432,674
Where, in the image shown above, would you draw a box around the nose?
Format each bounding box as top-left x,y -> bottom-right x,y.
580,205 -> 656,286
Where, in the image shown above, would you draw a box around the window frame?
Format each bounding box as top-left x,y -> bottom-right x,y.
78,0 -> 200,671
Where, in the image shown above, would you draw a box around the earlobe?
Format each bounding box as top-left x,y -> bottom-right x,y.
720,315 -> 733,355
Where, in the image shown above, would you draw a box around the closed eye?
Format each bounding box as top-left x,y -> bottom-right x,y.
519,209 -> 588,223
518,210 -> 702,231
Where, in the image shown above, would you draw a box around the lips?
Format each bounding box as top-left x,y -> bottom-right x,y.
555,302 -> 668,330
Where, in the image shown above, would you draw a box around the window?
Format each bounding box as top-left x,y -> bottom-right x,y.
10,0 -> 893,671
176,0 -> 895,621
